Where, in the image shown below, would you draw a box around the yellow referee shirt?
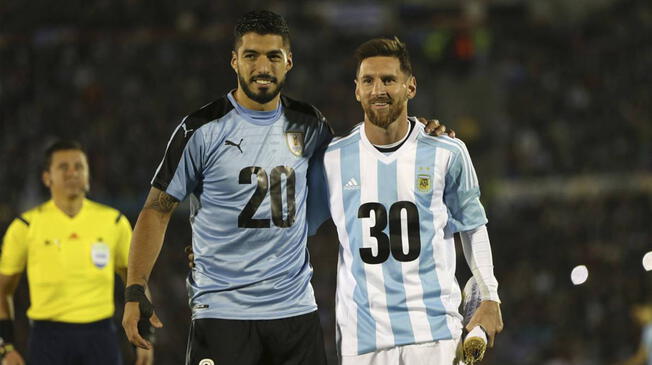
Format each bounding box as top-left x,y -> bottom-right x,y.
0,199 -> 131,323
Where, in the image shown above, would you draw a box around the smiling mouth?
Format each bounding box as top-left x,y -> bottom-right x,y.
371,100 -> 391,108
252,76 -> 276,86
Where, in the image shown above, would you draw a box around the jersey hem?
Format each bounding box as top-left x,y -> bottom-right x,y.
191,305 -> 318,321
26,313 -> 114,324
151,179 -> 169,192
151,180 -> 185,202
342,334 -> 457,357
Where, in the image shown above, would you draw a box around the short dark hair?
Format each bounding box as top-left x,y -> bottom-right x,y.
43,139 -> 85,171
354,37 -> 413,77
234,10 -> 291,51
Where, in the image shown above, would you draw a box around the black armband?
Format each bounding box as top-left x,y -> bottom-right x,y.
0,320 -> 14,345
125,284 -> 154,319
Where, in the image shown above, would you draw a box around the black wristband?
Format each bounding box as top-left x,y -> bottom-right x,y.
0,320 -> 14,345
125,284 -> 154,319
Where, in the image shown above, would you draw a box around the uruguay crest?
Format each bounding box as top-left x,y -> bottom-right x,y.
417,174 -> 432,193
286,132 -> 304,157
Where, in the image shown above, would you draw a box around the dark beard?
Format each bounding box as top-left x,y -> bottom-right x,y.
238,73 -> 286,104
364,95 -> 407,129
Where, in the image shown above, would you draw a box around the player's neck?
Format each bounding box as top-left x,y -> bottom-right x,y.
52,194 -> 84,218
364,114 -> 410,146
232,88 -> 281,111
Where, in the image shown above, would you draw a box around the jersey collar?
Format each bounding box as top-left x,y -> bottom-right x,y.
360,116 -> 422,164
47,198 -> 88,221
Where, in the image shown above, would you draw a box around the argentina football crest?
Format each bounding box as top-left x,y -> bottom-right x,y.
285,132 -> 304,156
416,166 -> 433,193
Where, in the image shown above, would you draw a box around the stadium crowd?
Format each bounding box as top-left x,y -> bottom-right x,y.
1,0 -> 650,364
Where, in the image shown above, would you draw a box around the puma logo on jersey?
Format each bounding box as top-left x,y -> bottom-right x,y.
181,123 -> 194,138
225,139 -> 244,153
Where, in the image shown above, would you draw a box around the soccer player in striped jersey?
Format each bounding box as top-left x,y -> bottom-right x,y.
308,38 -> 503,364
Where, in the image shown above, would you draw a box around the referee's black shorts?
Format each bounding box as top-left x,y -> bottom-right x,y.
28,318 -> 122,365
186,311 -> 327,365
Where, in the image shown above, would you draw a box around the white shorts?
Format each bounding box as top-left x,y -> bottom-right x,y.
340,337 -> 464,365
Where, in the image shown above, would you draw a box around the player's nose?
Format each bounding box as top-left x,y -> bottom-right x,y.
370,79 -> 387,96
63,167 -> 76,177
254,57 -> 272,73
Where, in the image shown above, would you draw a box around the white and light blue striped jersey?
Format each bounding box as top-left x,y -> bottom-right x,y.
151,92 -> 332,320
320,119 -> 487,356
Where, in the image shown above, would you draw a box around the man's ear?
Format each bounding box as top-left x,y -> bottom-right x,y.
407,75 -> 416,99
286,51 -> 293,71
42,171 -> 51,188
354,79 -> 361,102
231,50 -> 238,74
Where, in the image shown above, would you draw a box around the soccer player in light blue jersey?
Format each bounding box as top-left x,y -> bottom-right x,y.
121,10 -> 332,365
308,38 -> 504,364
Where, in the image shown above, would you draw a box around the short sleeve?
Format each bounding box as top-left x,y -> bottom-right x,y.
113,214 -> 132,270
443,140 -> 488,233
0,218 -> 30,275
151,119 -> 206,201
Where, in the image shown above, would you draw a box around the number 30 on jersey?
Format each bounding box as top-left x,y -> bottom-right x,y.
358,201 -> 421,264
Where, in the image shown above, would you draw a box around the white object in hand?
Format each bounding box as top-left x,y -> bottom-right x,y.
461,277 -> 482,326
466,326 -> 487,343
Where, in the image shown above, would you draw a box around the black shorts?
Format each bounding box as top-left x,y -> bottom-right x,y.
186,311 -> 327,365
28,318 -> 122,365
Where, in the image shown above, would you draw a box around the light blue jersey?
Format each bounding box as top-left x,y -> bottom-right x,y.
312,120 -> 487,355
152,92 -> 332,320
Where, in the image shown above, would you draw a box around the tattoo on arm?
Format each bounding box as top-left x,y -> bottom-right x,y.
144,189 -> 179,213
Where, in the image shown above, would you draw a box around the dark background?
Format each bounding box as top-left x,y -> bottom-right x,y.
1,0 -> 651,364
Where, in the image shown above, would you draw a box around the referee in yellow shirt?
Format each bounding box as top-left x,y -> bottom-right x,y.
0,140 -> 154,365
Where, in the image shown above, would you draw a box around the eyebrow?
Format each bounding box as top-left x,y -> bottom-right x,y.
242,49 -> 284,55
359,73 -> 398,79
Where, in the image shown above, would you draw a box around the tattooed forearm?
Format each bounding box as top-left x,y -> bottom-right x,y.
144,188 -> 179,214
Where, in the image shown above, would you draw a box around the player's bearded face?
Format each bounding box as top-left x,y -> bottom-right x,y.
356,56 -> 415,129
232,33 -> 292,105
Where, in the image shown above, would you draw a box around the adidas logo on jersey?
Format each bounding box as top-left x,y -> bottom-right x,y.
344,178 -> 360,190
